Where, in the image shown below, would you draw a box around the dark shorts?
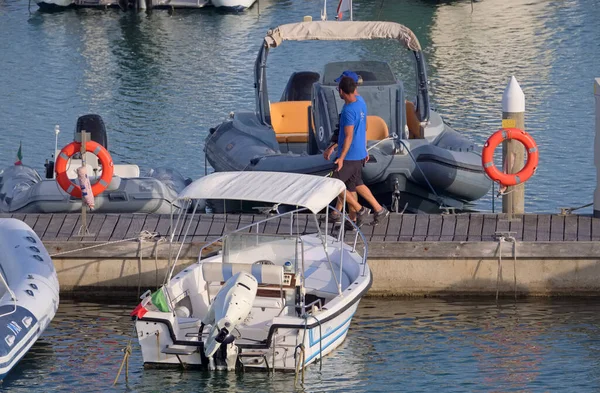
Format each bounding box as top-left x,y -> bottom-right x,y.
332,159 -> 364,192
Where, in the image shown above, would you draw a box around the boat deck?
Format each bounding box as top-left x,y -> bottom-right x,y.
2,212 -> 598,243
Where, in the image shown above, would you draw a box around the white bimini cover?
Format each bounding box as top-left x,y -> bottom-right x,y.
264,21 -> 421,52
177,172 -> 346,214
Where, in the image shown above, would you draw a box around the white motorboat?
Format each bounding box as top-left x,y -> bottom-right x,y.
0,218 -> 60,380
35,0 -> 210,11
210,0 -> 256,11
131,171 -> 371,372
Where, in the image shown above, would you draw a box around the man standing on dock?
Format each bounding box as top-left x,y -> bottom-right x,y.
324,72 -> 389,229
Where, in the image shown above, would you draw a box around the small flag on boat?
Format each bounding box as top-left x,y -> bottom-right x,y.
15,142 -> 22,165
130,287 -> 170,319
336,0 -> 351,20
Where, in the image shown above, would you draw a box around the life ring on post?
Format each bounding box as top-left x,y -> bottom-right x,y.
481,128 -> 538,186
55,141 -> 114,198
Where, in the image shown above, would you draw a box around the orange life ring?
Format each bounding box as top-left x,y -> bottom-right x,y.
481,128 -> 538,186
55,141 -> 114,198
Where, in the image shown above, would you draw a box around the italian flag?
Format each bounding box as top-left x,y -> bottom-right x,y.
130,287 -> 170,319
14,142 -> 22,165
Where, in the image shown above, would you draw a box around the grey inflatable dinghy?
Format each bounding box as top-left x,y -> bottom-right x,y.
0,115 -> 193,214
205,21 -> 491,213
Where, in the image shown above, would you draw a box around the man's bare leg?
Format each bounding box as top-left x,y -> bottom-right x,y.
355,184 -> 383,213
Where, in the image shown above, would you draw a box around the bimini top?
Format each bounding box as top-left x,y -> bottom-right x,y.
177,172 -> 346,214
264,21 -> 421,52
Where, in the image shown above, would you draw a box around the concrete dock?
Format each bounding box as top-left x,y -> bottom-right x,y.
4,212 -> 600,297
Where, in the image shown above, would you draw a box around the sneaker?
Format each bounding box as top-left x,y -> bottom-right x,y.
374,206 -> 390,223
328,212 -> 342,223
356,207 -> 371,227
344,220 -> 356,231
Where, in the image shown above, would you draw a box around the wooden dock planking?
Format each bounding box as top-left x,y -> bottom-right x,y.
440,215 -> 456,241
5,212 -> 600,245
23,214 -> 39,231
536,215 -> 551,241
522,214 -> 537,241
32,214 -> 52,238
95,214 -> 120,242
550,215 -> 565,242
481,214 -> 497,241
578,216 -> 592,241
85,214 -> 106,239
509,215 -> 524,241
412,215 -> 429,241
564,215 -> 578,241
43,214 -> 66,240
425,215 -> 442,242
467,214 -> 483,242
56,215 -> 80,240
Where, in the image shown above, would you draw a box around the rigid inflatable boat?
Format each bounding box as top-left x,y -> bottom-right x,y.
205,21 -> 491,213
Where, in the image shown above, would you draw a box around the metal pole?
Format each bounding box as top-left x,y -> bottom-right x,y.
594,78 -> 600,217
349,0 -> 353,20
80,131 -> 90,236
501,76 -> 526,219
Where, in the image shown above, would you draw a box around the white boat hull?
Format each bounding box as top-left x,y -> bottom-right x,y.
0,219 -> 60,380
210,0 -> 256,11
134,233 -> 371,371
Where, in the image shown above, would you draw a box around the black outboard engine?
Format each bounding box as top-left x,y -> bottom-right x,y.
75,114 -> 108,149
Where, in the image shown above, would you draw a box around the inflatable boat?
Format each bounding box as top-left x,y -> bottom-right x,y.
205,21 -> 491,213
0,115 -> 190,214
0,218 -> 59,380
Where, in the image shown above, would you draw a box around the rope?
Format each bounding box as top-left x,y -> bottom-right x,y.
496,237 -> 503,302
496,235 -> 518,302
0,270 -> 17,318
113,325 -> 136,385
49,230 -> 163,257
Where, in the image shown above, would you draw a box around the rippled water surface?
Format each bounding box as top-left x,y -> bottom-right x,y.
0,0 -> 599,213
2,298 -> 600,392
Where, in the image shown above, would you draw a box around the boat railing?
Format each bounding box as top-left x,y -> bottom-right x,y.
166,203 -> 369,287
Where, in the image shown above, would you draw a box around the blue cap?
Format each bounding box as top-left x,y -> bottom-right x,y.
335,70 -> 360,83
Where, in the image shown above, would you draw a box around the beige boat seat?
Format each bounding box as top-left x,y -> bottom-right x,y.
113,164 -> 140,178
366,115 -> 389,141
270,101 -> 311,144
202,262 -> 284,286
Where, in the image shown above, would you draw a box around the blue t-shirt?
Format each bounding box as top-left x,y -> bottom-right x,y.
338,95 -> 367,161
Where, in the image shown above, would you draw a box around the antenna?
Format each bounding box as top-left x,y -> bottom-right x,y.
321,0 -> 327,21
54,125 -> 60,159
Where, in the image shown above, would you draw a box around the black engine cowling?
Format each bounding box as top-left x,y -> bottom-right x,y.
75,114 -> 108,149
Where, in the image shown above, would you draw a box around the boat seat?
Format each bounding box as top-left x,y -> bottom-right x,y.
113,164 -> 140,178
177,316 -> 202,330
405,101 -> 422,139
366,115 -> 389,141
270,101 -> 311,144
202,262 -> 284,286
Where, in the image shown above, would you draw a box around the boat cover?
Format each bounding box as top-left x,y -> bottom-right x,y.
177,172 -> 345,214
264,21 -> 421,51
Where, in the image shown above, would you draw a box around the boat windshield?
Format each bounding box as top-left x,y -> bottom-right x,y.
223,233 -> 300,267
322,61 -> 397,86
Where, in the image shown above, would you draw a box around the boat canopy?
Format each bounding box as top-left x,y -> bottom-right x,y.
177,172 -> 346,214
255,21 -> 430,126
264,21 -> 421,52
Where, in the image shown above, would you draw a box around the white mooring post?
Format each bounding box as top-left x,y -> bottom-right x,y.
501,76 -> 526,217
593,79 -> 600,217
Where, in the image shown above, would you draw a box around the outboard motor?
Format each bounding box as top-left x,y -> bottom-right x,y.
202,272 -> 257,370
75,114 -> 108,149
